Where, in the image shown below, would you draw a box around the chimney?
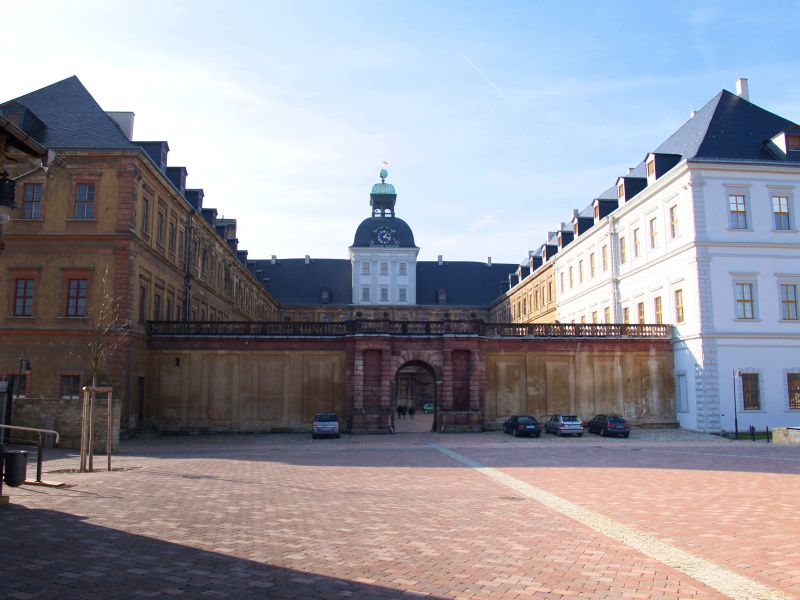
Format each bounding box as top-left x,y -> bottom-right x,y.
305,255 -> 310,264
438,255 -> 443,266
106,111 -> 135,140
487,257 -> 492,266
736,78 -> 749,101
271,255 -> 277,265
690,110 -> 697,118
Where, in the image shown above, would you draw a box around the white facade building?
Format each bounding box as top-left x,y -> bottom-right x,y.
551,81 -> 800,432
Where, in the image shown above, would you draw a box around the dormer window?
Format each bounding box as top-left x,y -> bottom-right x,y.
320,287 -> 331,304
573,221 -> 579,235
646,159 -> 656,178
437,288 -> 448,305
617,183 -> 625,199
594,204 -> 600,220
789,134 -> 800,151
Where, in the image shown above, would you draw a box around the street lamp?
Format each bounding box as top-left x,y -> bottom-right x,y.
17,357 -> 31,400
732,369 -> 740,439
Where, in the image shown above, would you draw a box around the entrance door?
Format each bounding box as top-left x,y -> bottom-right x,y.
394,362 -> 435,432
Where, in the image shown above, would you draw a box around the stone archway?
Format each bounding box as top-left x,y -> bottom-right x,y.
394,361 -> 437,432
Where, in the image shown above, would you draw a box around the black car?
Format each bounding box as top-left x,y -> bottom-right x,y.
587,414 -> 630,437
502,415 -> 543,437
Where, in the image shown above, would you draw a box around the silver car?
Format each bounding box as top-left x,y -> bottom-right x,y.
312,412 -> 340,439
545,414 -> 584,437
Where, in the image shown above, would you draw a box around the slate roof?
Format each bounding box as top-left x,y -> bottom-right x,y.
352,216 -> 417,248
655,89 -> 798,163
1,76 -> 137,150
252,258 -> 518,307
253,259 -> 353,306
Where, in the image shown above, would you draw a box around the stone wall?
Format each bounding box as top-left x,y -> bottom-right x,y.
11,396 -> 121,451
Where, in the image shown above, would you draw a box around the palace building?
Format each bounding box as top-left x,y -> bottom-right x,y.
6,75 -> 796,442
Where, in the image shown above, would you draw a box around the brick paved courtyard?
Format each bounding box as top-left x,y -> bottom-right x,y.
1,430 -> 799,599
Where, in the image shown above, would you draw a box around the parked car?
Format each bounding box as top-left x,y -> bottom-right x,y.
587,414 -> 630,437
422,403 -> 434,413
502,415 -> 543,437
312,412 -> 340,439
544,414 -> 584,437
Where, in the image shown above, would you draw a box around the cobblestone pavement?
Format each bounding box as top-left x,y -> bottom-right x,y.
1,430 -> 798,599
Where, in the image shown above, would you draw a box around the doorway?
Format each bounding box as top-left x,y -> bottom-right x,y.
394,361 -> 436,432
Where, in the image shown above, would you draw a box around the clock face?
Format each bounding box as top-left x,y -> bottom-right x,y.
375,227 -> 394,245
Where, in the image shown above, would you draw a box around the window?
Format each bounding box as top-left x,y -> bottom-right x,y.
74,183 -> 95,219
646,159 -> 656,178
617,182 -> 625,199
547,281 -> 552,303
141,196 -> 151,234
380,287 -> 389,302
560,272 -> 565,293
589,253 -> 596,278
669,206 -> 679,239
178,229 -> 186,261
623,307 -> 630,324
674,289 -> 685,323
601,245 -> 608,271
619,237 -> 627,264
361,287 -> 370,302
604,306 -> 611,323
788,373 -> 800,410
154,293 -> 162,320
399,262 -> 407,276
637,302 -> 645,324
139,285 -> 148,323
729,193 -> 748,229
156,209 -> 165,245
168,221 -> 176,254
166,297 -> 173,320
60,374 -> 81,400
14,279 -> 34,316
741,373 -> 760,410
633,228 -> 641,258
22,183 -> 43,219
380,262 -> 388,276
361,262 -> 370,275
781,284 -> 798,320
649,218 -> 658,249
11,374 -> 27,398
735,283 -> 755,320
580,315 -> 586,324
399,288 -> 407,302
654,296 -> 663,324
675,373 -> 688,412
569,266 -> 574,289
578,260 -> 584,284
772,195 -> 791,230
591,311 -> 597,323
66,279 -> 88,317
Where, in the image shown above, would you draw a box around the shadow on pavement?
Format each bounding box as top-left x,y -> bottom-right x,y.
0,504 -> 447,600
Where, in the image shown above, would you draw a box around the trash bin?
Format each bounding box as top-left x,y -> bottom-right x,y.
3,450 -> 28,487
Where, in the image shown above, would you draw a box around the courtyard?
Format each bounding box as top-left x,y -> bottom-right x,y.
1,430 -> 799,599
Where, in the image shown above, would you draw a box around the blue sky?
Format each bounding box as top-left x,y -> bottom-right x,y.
5,1 -> 800,264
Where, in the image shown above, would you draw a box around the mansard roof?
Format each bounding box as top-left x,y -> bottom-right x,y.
1,76 -> 137,150
417,261 -> 518,306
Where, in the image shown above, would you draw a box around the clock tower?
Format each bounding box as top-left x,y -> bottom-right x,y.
349,169 -> 419,305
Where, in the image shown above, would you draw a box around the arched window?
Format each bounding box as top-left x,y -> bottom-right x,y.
437,288 -> 447,305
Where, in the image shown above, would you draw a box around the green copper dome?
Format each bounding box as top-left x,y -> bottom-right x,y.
370,181 -> 396,195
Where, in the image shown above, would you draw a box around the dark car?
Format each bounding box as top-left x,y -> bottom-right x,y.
587,414 -> 630,437
422,403 -> 434,413
544,414 -> 584,436
502,415 -> 543,437
312,412 -> 340,439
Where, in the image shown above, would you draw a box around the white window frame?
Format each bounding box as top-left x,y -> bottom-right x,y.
785,369 -> 800,411
361,287 -> 370,302
726,186 -> 751,231
769,187 -> 794,232
732,274 -> 759,321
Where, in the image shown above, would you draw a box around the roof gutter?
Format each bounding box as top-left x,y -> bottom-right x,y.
0,115 -> 47,158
